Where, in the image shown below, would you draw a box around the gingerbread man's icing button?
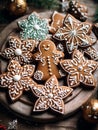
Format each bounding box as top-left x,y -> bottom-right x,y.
33,40 -> 64,81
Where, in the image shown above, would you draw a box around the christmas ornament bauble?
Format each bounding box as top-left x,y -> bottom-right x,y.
8,0 -> 27,16
82,99 -> 98,123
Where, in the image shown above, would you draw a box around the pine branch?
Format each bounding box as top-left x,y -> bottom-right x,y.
94,8 -> 98,22
27,0 -> 60,9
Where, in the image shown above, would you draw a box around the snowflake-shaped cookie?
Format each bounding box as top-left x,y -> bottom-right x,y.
31,75 -> 73,114
1,36 -> 36,65
18,12 -> 49,41
54,14 -> 93,53
60,49 -> 98,88
0,60 -> 36,101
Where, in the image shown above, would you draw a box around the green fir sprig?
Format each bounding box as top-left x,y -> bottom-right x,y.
94,8 -> 98,22
27,0 -> 60,10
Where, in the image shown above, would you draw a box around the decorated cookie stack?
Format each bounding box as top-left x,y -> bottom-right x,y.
0,0 -> 98,117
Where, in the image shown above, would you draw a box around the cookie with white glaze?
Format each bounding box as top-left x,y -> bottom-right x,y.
60,49 -> 98,88
33,40 -> 64,81
68,0 -> 88,21
18,12 -> 49,41
1,36 -> 36,65
31,75 -> 73,114
0,60 -> 37,101
54,14 -> 93,54
79,46 -> 98,61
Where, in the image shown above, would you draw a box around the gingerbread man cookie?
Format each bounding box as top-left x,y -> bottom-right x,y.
0,60 -> 37,101
33,40 -> 64,81
60,49 -> 98,88
31,75 -> 73,114
1,36 -> 36,65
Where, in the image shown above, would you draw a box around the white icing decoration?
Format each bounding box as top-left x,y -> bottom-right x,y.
68,17 -> 73,27
70,30 -> 77,36
34,24 -> 40,30
15,48 -> 22,56
35,54 -> 46,66
54,16 -> 91,53
48,93 -> 53,98
61,50 -> 97,87
93,116 -> 98,119
13,75 -> 21,82
44,47 -> 50,51
78,65 -> 83,71
34,70 -> 43,80
33,75 -> 73,114
88,115 -> 92,117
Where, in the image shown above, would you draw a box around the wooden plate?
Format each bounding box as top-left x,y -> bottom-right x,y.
0,11 -> 98,123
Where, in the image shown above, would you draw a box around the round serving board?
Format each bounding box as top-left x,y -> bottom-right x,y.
0,11 -> 98,123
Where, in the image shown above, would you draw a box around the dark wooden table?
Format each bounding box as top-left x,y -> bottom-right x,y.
0,0 -> 98,130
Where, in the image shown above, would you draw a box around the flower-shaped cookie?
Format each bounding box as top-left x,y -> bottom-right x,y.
0,60 -> 36,101
60,49 -> 98,88
1,36 -> 36,65
31,75 -> 73,114
54,14 -> 93,53
18,12 -> 49,41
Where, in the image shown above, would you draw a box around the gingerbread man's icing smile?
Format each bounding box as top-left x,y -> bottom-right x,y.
42,44 -> 50,51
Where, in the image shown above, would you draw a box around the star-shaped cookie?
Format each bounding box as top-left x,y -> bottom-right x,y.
1,36 -> 36,65
54,14 -> 93,53
31,75 -> 73,114
60,49 -> 98,88
0,60 -> 36,101
18,12 -> 49,41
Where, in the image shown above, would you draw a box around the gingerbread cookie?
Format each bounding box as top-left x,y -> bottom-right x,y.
54,14 -> 92,53
49,11 -> 65,34
93,23 -> 98,38
83,46 -> 98,61
0,60 -> 37,101
60,49 -> 98,88
1,36 -> 36,65
18,12 -> 49,41
33,40 -> 64,81
68,0 -> 88,21
31,75 -> 73,114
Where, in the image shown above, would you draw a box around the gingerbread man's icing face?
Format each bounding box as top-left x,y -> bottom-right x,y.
39,40 -> 56,55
